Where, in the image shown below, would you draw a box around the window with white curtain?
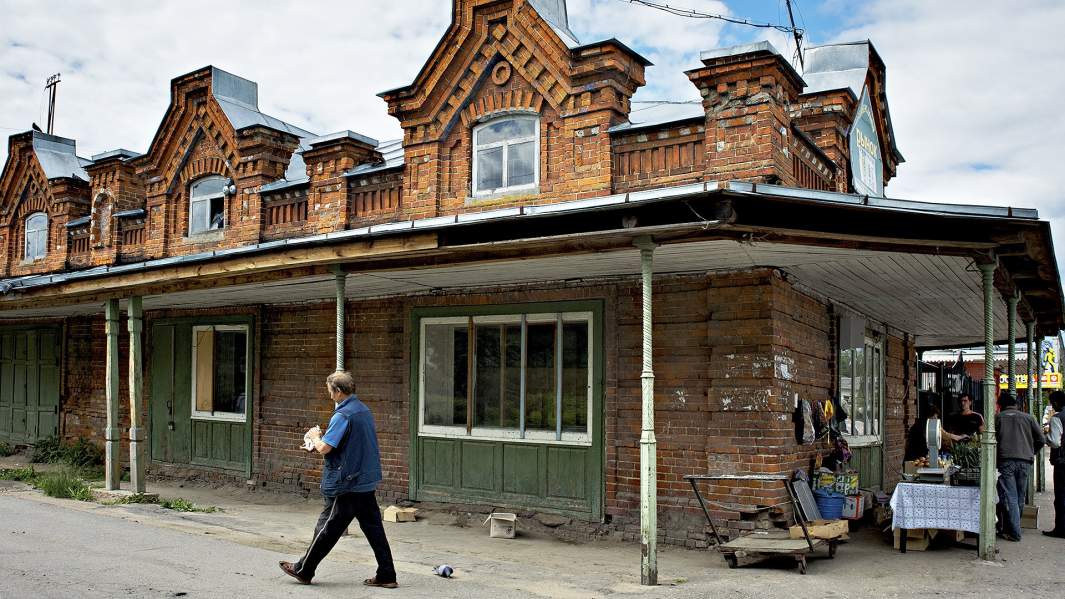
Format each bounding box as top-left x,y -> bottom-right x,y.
189,176 -> 226,235
472,115 -> 539,196
24,212 -> 48,261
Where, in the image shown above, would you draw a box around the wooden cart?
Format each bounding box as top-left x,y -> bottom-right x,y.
685,474 -> 838,575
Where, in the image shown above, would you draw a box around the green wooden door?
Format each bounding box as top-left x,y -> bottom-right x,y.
0,328 -> 60,443
150,320 -> 251,474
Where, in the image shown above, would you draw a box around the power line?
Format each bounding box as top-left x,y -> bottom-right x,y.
784,0 -> 805,70
616,0 -> 804,35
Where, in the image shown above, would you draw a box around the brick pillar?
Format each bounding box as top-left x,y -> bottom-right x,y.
791,89 -> 856,193
687,42 -> 804,185
304,132 -> 381,234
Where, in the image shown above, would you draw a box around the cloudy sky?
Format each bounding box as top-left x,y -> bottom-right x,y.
2,0 -> 1064,264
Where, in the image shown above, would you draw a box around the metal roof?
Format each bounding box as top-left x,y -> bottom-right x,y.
89,149 -> 142,163
260,138 -> 405,194
0,180 -> 1047,295
210,67 -> 315,139
31,132 -> 89,181
529,0 -> 580,48
608,101 -> 704,134
64,216 -> 90,228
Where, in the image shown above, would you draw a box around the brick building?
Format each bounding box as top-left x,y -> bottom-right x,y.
0,0 -> 1062,545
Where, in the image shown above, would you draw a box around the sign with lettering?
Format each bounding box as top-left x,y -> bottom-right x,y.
849,87 -> 884,197
998,372 -> 1063,390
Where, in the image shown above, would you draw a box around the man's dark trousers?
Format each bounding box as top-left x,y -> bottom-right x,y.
1055,464 -> 1065,534
295,491 -> 396,582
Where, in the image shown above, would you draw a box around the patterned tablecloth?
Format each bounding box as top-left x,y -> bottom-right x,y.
890,482 -> 982,533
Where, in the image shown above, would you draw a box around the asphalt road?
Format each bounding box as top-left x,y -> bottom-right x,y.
0,495 -> 525,599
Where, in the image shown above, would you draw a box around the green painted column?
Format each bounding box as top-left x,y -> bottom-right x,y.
105,299 -> 122,491
335,272 -> 347,372
635,237 -> 657,586
1007,295 -> 1018,396
1026,320 -> 1035,506
127,296 -> 146,494
1036,334 -> 1046,492
978,263 -> 998,561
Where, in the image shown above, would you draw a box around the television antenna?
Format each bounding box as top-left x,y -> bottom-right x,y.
45,73 -> 61,135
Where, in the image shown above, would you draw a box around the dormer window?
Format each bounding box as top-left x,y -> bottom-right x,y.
189,176 -> 226,235
472,115 -> 538,196
24,212 -> 48,261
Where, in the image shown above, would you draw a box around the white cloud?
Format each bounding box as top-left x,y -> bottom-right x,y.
2,0 -> 1064,275
829,0 -> 1065,266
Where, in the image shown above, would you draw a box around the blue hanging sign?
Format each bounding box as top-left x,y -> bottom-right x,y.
849,87 -> 884,197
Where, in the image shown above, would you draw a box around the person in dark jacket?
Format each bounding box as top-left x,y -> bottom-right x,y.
995,391 -> 1045,541
1044,391 -> 1065,538
279,371 -> 398,588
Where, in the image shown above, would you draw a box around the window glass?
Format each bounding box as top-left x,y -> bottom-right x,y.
473,323 -> 522,429
423,322 -> 468,427
476,147 -> 504,191
507,141 -> 536,187
561,321 -> 589,432
420,312 -> 592,444
837,332 -> 884,441
25,212 -> 48,261
472,116 -> 538,194
524,322 -> 557,432
192,327 -> 248,420
189,176 -> 226,235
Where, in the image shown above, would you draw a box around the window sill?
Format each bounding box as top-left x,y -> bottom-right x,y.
183,230 -> 225,243
191,413 -> 247,424
844,435 -> 882,448
466,187 -> 540,204
19,258 -> 46,266
418,430 -> 592,447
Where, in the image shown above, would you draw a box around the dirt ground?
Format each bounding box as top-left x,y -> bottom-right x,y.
2,451 -> 1063,598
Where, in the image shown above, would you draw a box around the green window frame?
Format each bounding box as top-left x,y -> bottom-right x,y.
837,335 -> 885,446
418,311 -> 593,446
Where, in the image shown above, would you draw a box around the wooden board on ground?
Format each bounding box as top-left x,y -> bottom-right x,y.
790,519 -> 848,540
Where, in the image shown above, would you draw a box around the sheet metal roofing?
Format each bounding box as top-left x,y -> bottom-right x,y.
608,101 -> 704,134
529,0 -> 580,48
260,138 -> 404,194
0,180 -> 1044,295
802,41 -> 872,98
31,132 -> 90,181
210,68 -> 315,139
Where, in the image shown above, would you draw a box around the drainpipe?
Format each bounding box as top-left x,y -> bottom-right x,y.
1026,320 -> 1035,506
127,296 -> 146,494
635,236 -> 657,586
335,270 -> 347,372
105,299 -> 122,491
978,263 -> 998,561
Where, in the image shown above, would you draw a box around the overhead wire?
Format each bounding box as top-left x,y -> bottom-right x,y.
615,0 -> 804,35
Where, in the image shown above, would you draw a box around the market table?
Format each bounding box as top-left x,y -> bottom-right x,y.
889,482 -> 981,553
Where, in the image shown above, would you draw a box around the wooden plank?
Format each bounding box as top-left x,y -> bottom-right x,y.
720,536 -> 824,554
194,329 -> 214,413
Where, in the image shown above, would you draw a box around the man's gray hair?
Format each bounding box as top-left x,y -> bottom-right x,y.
327,371 -> 355,396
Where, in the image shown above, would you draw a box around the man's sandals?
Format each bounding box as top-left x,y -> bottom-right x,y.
278,561 -> 311,585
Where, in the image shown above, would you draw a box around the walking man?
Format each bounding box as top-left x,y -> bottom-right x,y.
995,392 -> 1045,542
280,371 -> 398,588
1044,391 -> 1065,539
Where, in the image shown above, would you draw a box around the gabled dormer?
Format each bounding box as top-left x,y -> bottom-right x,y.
134,67 -> 313,258
796,41 -> 904,196
380,0 -> 649,219
0,131 -> 91,276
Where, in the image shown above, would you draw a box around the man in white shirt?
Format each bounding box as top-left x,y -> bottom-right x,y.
1045,391 -> 1065,539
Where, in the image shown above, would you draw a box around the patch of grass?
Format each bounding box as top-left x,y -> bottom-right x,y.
0,441 -> 15,457
0,466 -> 38,482
159,497 -> 219,513
30,437 -> 104,469
106,493 -> 160,506
34,468 -> 94,501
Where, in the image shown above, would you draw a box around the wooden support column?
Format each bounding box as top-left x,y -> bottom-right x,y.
127,296 -> 146,493
104,299 -> 122,491
978,263 -> 998,561
1007,295 -> 1018,396
635,236 -> 658,586
1036,333 -> 1046,493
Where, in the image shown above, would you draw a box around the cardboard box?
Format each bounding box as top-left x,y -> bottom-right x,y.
842,494 -> 866,520
903,461 -> 918,475
483,512 -> 517,538
789,519 -> 848,540
1022,505 -> 1039,530
813,472 -> 837,492
383,506 -> 418,523
834,473 -> 860,495
893,528 -> 936,551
